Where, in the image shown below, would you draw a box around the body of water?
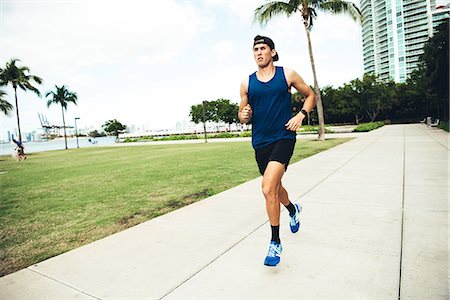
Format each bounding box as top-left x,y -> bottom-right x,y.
0,136 -> 117,156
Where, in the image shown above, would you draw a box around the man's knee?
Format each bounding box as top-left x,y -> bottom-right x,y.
262,181 -> 279,200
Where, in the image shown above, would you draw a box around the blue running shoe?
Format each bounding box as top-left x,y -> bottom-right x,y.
264,241 -> 282,266
290,203 -> 302,233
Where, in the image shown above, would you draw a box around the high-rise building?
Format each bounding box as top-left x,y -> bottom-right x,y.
361,0 -> 440,82
432,4 -> 450,33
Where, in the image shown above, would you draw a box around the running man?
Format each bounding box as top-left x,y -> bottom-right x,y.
239,35 -> 316,266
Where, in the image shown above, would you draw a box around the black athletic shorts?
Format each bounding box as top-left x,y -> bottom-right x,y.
255,139 -> 296,175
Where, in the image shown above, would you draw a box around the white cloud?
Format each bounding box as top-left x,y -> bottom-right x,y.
205,0 -> 266,24
2,0 -> 204,68
0,0 -> 365,141
213,41 -> 234,60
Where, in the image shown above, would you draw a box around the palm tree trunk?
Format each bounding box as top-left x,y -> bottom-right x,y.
304,25 -> 325,141
61,105 -> 68,149
14,87 -> 22,142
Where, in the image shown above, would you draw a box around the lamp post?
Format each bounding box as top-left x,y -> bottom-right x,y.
74,117 -> 80,148
202,100 -> 208,143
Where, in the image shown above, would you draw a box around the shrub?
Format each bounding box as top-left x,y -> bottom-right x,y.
298,125 -> 334,134
209,132 -> 240,139
154,135 -> 198,141
123,138 -> 138,143
353,122 -> 385,132
437,121 -> 449,132
240,131 -> 252,137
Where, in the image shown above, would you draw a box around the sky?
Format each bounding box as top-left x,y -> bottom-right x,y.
1,0 -> 367,139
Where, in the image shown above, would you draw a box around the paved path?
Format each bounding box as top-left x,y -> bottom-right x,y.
1,124 -> 448,299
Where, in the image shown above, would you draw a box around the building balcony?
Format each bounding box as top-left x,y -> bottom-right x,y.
363,44 -> 374,51
408,37 -> 428,44
406,49 -> 425,57
405,31 -> 429,40
362,29 -> 373,38
406,42 -> 427,52
404,8 -> 428,19
361,1 -> 371,11
405,24 -> 429,35
404,14 -> 428,23
378,54 -> 389,62
364,50 -> 374,58
376,18 -> 387,26
406,56 -> 419,63
374,1 -> 385,10
403,0 -> 423,7
365,66 -> 376,73
376,26 -> 388,33
403,4 -> 426,14
404,19 -> 429,28
406,65 -> 419,73
364,61 -> 375,68
376,30 -> 388,37
378,44 -> 388,51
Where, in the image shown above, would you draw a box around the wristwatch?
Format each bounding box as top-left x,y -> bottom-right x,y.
300,109 -> 308,117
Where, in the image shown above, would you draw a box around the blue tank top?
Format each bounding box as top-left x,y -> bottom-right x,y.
248,66 -> 295,150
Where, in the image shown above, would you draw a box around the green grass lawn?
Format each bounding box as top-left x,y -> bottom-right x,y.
0,138 -> 351,276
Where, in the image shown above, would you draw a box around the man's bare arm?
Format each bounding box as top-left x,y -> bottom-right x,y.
239,79 -> 252,124
284,68 -> 316,131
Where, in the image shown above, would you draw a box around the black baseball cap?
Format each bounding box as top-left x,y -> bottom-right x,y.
253,35 -> 279,61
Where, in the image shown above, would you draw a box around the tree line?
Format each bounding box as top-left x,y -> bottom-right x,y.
189,99 -> 239,129
0,58 -> 129,147
315,20 -> 448,125
192,19 -> 448,128
2,19 -> 447,147
0,59 -> 79,149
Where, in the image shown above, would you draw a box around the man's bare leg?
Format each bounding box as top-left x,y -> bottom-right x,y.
262,161 -> 286,227
263,163 -> 300,236
278,183 -> 290,207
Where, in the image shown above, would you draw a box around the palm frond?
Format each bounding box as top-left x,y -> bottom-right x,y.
254,1 -> 298,25
305,7 -> 318,29
288,0 -> 302,7
24,82 -> 41,97
30,75 -> 43,85
318,0 -> 362,22
45,90 -> 55,98
46,85 -> 78,109
19,66 -> 30,73
2,59 -> 42,94
0,98 -> 13,115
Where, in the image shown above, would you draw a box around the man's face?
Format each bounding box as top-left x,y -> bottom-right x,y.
253,43 -> 275,68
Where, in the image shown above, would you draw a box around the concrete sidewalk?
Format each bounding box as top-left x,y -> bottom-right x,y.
1,124 -> 448,299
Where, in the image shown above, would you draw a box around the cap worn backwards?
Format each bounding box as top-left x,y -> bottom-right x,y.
253,35 -> 279,61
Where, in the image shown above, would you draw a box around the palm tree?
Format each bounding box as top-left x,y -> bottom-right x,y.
0,90 -> 13,115
254,0 -> 362,140
0,59 -> 42,142
46,85 -> 78,150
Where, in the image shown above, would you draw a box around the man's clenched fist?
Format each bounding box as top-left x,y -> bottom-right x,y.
240,104 -> 253,124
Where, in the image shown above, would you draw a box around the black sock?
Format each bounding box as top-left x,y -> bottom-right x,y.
271,225 -> 280,244
285,202 -> 296,217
